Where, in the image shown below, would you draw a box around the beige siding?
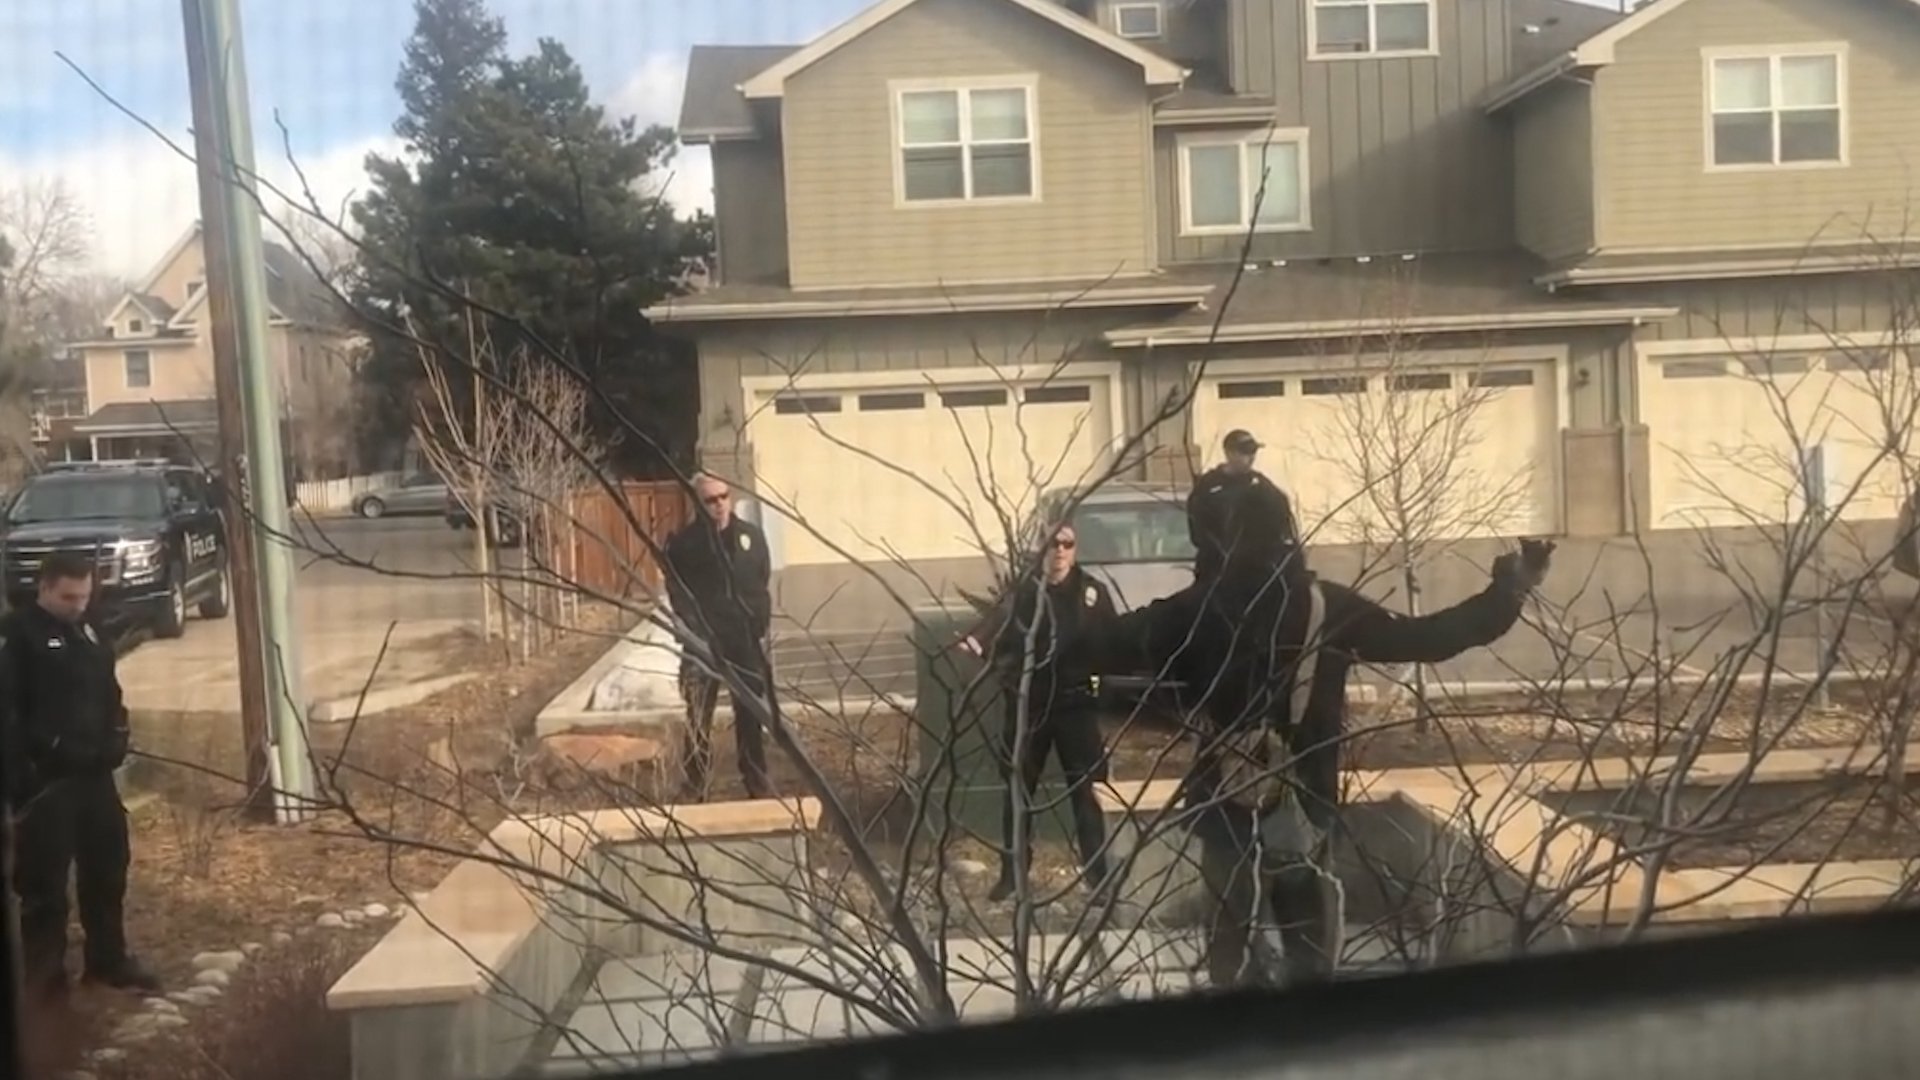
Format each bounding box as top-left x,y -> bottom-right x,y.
1610,272 -> 1914,345
1512,81 -> 1596,263
782,0 -> 1155,289
712,140 -> 791,286
1089,0 -> 1225,65
1596,0 -> 1920,251
82,342 -> 211,410
1167,0 -> 1515,264
147,241 -> 208,310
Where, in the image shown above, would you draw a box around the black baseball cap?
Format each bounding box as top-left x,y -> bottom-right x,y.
1224,430 -> 1263,454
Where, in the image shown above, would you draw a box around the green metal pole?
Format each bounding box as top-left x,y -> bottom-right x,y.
184,0 -> 315,820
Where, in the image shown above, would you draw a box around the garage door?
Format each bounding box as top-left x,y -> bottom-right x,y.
749,373 -> 1117,566
1643,347 -> 1909,528
1193,360 -> 1561,544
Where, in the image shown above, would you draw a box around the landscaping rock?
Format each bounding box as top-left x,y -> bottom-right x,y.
242,941 -> 266,957
192,968 -> 231,989
167,991 -> 201,1006
186,985 -> 223,1003
192,949 -> 246,973
152,1013 -> 190,1030
316,913 -> 348,929
145,997 -> 182,1014
110,1016 -> 158,1044
342,909 -> 366,926
88,1048 -> 127,1064
949,858 -> 990,877
363,902 -> 392,920
536,732 -> 664,790
271,930 -> 294,945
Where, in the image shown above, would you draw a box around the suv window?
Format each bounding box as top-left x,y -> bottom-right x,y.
7,474 -> 168,524
1071,501 -> 1195,564
165,470 -> 208,511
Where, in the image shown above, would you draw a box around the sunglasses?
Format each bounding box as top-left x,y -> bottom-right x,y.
1052,538 -> 1077,551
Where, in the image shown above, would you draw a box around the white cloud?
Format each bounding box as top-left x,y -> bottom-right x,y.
0,130 -> 401,280
607,52 -> 715,218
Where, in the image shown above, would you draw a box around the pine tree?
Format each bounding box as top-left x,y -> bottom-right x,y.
351,0 -> 708,474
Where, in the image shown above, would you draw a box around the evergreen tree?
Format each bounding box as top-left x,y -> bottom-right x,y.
352,0 -> 709,474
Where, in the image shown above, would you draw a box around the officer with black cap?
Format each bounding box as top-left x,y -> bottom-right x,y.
1187,429 -> 1302,586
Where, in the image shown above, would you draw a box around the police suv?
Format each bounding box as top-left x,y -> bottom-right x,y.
0,460 -> 231,639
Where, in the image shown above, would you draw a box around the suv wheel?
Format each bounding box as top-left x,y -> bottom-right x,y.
156,572 -> 188,639
199,566 -> 231,619
357,496 -> 387,519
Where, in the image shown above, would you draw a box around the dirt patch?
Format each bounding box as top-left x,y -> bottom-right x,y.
1557,776 -> 1920,870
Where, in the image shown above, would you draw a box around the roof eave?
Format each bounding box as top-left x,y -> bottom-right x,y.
645,284 -> 1213,324
1103,306 -> 1683,347
1483,52 -> 1580,113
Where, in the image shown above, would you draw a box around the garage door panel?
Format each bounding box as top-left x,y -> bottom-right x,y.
751,376 -> 1115,566
1195,361 -> 1559,544
1645,349 -> 1915,528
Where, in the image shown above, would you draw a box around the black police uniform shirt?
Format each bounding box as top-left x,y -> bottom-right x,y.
663,516 -> 774,645
0,604 -> 130,781
990,567 -> 1118,707
1187,465 -> 1300,579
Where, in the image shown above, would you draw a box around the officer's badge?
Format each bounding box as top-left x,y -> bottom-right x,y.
739,532 -> 753,551
46,637 -> 62,650
1084,585 -> 1097,607
82,624 -> 98,645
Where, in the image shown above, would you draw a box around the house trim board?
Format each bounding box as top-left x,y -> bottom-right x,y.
1103,307 -> 1681,347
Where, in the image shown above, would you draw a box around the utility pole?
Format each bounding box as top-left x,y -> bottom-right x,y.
180,0 -> 315,823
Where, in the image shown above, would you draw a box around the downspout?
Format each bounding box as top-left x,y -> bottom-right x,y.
1620,316 -> 1644,536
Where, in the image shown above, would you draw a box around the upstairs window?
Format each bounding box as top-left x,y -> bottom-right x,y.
895,81 -> 1037,204
124,349 -> 152,390
1179,130 -> 1311,236
1311,0 -> 1435,58
1114,2 -> 1165,40
1708,50 -> 1845,168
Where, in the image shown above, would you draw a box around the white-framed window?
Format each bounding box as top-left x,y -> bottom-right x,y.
1178,129 -> 1312,236
893,79 -> 1038,205
1114,2 -> 1165,39
124,349 -> 152,390
1310,0 -> 1436,58
1706,48 -> 1845,169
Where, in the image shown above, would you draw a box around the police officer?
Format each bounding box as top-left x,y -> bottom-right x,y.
962,523 -> 1118,902
663,473 -> 776,800
3,553 -> 160,1001
1187,430 -> 1302,586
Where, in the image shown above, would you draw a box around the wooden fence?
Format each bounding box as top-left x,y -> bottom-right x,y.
566,481 -> 693,600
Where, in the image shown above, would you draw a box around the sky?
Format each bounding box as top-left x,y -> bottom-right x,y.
0,0 -> 1621,280
0,0 -> 867,277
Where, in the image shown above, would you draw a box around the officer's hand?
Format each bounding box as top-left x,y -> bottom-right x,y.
1492,538 -> 1555,594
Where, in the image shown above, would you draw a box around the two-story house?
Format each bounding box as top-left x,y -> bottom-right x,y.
68,223 -> 360,474
652,0 -> 1920,627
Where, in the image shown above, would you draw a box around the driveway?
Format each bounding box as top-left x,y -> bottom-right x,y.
118,515 -> 501,714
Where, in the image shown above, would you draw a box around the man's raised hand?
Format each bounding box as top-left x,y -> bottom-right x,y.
1492,537 -> 1555,595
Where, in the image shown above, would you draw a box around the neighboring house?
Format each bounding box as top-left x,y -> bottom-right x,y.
67,223 -> 360,475
28,348 -> 90,464
651,0 -> 1920,626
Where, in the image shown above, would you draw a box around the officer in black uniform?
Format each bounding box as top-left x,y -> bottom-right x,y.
2,553 -> 160,1001
1187,429 -> 1302,586
962,522 -> 1119,903
663,473 -> 776,800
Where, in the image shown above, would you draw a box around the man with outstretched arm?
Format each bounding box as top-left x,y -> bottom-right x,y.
662,473 -> 776,800
1091,534 -> 1554,987
3,553 -> 161,1004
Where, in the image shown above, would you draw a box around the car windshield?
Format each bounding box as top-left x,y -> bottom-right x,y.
1071,499 -> 1195,564
6,476 -> 166,524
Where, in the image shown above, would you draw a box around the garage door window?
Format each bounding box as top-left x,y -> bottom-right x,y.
941,388 -> 1009,409
1301,376 -> 1366,396
859,392 -> 925,412
1661,360 -> 1726,380
1024,384 -> 1092,404
1391,372 -> 1452,392
1827,351 -> 1891,373
1471,369 -> 1536,388
1217,379 -> 1286,399
773,394 -> 842,415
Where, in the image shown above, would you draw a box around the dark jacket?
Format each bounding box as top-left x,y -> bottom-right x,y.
1095,556 -> 1537,828
1186,464 -> 1302,583
0,604 -> 130,795
970,566 -> 1119,711
663,516 -> 773,645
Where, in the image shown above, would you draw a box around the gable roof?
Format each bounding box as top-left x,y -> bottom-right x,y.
164,239 -> 345,329
1488,0 -> 1920,111
680,45 -> 800,141
738,0 -> 1187,101
1510,0 -> 1624,71
101,291 -> 178,331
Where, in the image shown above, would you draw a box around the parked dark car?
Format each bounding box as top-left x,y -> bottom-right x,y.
1,460 -> 231,638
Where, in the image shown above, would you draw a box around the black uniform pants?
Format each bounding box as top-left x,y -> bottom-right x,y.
1192,791 -> 1343,989
678,629 -> 773,799
997,696 -> 1110,884
12,770 -> 131,990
